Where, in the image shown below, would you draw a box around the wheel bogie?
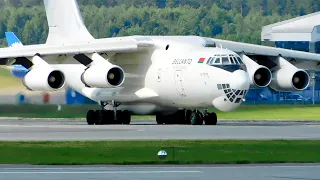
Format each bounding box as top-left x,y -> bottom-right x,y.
86,107 -> 218,126
86,109 -> 132,125
155,110 -> 217,126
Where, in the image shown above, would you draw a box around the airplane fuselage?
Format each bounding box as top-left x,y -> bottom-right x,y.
51,36 -> 250,115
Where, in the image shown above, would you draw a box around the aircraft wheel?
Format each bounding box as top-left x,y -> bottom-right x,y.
156,114 -> 165,124
105,110 -> 114,124
185,110 -> 192,125
96,110 -> 107,125
86,110 -> 96,125
122,110 -> 131,124
175,110 -> 185,124
190,111 -> 203,125
204,113 -> 217,125
115,110 -> 123,124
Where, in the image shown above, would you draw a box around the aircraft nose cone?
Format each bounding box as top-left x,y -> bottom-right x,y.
230,70 -> 250,90
212,70 -> 250,112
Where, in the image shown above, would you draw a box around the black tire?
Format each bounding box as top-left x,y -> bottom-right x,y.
175,110 -> 185,124
86,110 -> 96,125
165,114 -> 176,124
185,110 -> 192,125
210,113 -> 218,125
94,110 -> 102,125
204,113 -> 217,125
105,110 -> 114,124
156,114 -> 164,124
190,111 -> 203,125
122,110 -> 131,124
115,110 -> 123,124
99,110 -> 108,125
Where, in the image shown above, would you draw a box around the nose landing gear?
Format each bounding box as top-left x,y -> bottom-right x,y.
86,101 -> 131,125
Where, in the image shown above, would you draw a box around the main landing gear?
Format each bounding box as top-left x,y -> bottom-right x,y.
86,101 -> 131,125
156,109 -> 218,125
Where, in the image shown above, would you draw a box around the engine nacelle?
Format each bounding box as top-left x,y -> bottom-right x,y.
81,64 -> 125,88
241,54 -> 272,88
22,67 -> 65,91
269,68 -> 310,92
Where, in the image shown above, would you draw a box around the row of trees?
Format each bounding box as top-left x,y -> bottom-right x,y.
0,0 -> 319,47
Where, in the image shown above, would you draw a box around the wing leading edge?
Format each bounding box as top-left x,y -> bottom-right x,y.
0,37 -> 154,66
207,38 -> 320,62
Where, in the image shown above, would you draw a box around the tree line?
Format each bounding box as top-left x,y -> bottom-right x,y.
0,0 -> 319,47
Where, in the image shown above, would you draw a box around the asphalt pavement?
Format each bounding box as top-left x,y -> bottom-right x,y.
0,118 -> 319,141
0,164 -> 319,180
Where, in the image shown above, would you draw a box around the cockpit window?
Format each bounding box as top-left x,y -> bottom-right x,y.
210,57 -> 216,64
229,56 -> 235,64
222,57 -> 230,65
207,57 -> 213,64
206,54 -> 244,70
237,57 -> 243,64
234,57 -> 239,64
214,57 -> 221,64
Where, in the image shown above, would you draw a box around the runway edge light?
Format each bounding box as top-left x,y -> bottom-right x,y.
157,150 -> 167,160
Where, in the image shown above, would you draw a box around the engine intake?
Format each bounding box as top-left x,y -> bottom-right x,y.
269,68 -> 310,92
252,67 -> 272,88
81,64 -> 125,88
22,68 -> 65,91
107,67 -> 124,86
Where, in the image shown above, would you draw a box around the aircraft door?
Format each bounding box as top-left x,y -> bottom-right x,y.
174,70 -> 186,98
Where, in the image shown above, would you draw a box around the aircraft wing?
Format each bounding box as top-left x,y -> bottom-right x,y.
209,38 -> 320,63
0,37 -> 154,64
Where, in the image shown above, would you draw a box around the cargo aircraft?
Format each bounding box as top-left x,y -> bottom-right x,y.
0,0 -> 319,125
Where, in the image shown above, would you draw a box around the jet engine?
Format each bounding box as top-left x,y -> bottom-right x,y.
269,56 -> 310,92
22,67 -> 65,91
269,68 -> 310,92
241,54 -> 272,88
81,64 -> 125,88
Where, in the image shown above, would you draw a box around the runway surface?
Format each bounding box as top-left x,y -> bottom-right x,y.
0,118 -> 320,141
0,164 -> 319,180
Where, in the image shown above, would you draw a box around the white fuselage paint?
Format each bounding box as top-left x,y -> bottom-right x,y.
50,37 -> 250,115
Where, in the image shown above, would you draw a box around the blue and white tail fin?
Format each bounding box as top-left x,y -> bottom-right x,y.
44,0 -> 94,45
5,32 -> 24,47
4,32 -> 29,78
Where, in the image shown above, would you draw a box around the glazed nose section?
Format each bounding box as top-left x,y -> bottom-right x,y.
230,70 -> 250,90
212,70 -> 250,112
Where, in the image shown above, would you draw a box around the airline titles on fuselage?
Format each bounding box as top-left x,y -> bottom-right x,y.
172,58 -> 192,65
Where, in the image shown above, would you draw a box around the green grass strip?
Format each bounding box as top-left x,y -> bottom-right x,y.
0,140 -> 320,165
